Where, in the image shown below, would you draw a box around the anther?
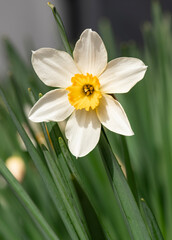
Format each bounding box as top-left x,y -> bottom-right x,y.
83,84 -> 94,96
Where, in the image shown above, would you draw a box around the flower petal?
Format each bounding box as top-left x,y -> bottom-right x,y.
99,57 -> 147,93
29,89 -> 74,122
32,48 -> 80,88
73,29 -> 107,76
65,109 -> 101,157
97,95 -> 134,136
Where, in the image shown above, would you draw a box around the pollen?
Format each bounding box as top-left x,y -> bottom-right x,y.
83,84 -> 94,95
66,73 -> 102,111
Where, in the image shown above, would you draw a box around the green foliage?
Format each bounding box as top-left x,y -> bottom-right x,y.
0,1 -> 171,239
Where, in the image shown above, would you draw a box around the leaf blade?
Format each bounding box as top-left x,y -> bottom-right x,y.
0,159 -> 59,240
98,132 -> 152,240
0,88 -> 78,240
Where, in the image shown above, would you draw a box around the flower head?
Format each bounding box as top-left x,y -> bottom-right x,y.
29,29 -> 147,157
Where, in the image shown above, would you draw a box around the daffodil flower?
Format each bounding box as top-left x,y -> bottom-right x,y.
29,29 -> 147,157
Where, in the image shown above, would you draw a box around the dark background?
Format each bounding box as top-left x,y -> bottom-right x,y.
0,0 -> 171,76
65,0 -> 172,44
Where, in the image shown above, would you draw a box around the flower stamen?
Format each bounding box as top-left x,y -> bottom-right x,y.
66,73 -> 102,111
83,84 -> 94,96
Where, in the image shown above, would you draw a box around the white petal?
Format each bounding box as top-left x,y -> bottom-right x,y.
97,95 -> 134,136
29,89 -> 74,122
32,48 -> 80,88
65,109 -> 101,158
99,57 -> 147,93
73,29 -> 107,76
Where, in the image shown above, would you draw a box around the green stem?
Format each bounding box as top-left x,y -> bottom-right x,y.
48,2 -> 73,56
120,135 -> 139,205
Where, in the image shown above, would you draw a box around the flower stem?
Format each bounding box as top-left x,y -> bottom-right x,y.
47,2 -> 73,56
120,135 -> 139,205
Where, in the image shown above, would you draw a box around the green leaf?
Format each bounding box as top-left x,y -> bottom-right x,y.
42,146 -> 90,240
59,137 -> 129,239
0,159 -> 59,240
46,123 -> 90,236
58,137 -> 79,180
98,132 -> 152,240
9,74 -> 42,153
0,88 -> 77,240
48,2 -> 72,56
141,199 -> 164,240
0,217 -> 19,240
120,135 -> 139,205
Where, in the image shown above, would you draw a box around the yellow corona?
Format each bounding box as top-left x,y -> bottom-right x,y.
66,73 -> 102,111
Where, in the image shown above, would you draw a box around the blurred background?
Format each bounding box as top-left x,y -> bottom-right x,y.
1,0 -> 172,77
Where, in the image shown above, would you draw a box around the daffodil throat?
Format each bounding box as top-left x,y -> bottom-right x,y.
66,73 -> 102,111
83,84 -> 94,96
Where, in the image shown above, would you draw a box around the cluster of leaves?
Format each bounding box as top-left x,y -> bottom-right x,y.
0,2 -> 171,239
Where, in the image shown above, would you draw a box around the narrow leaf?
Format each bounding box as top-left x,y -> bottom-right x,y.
0,88 -> 77,240
59,137 -> 127,239
120,135 -> 139,205
47,123 -> 89,235
98,132 -> 152,240
0,217 -> 19,240
42,147 -> 90,240
48,2 -> 72,56
141,198 -> 164,240
0,160 -> 59,240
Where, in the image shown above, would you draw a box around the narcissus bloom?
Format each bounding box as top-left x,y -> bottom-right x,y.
29,29 -> 147,157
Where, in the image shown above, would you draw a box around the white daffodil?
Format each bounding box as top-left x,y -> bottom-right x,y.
29,29 -> 147,157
